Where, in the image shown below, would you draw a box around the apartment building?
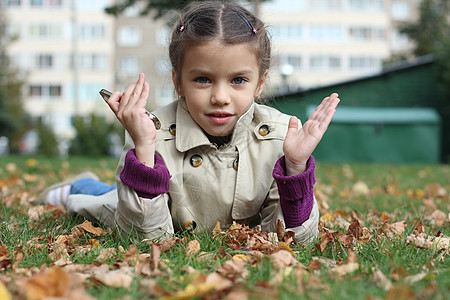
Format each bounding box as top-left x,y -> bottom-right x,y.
113,5 -> 173,112
2,0 -> 115,138
262,0 -> 420,93
2,0 -> 421,140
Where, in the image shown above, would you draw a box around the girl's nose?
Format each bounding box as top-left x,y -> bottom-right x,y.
211,84 -> 231,105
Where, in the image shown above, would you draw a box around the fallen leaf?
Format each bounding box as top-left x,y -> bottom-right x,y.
306,259 -> 322,271
0,281 -> 11,300
93,270 -> 133,288
332,262 -> 359,276
75,220 -> 103,236
186,240 -> 200,256
372,267 -> 393,291
216,259 -> 249,279
385,284 -> 416,300
429,209 -> 447,226
24,267 -> 89,300
151,243 -> 161,271
270,250 -> 295,270
352,181 -> 370,196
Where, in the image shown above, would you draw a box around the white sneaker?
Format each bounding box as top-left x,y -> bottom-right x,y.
35,171 -> 99,205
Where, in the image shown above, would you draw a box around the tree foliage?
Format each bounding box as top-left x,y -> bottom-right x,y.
105,0 -> 265,19
399,0 -> 450,92
0,10 -> 28,153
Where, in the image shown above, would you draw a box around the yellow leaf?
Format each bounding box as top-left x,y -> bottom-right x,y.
232,254 -> 251,262
0,281 -> 11,300
26,158 -> 38,167
162,282 -> 218,300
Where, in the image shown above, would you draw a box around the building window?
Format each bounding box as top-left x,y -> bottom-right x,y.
1,0 -> 21,7
75,53 -> 108,70
29,84 -> 62,98
309,0 -> 343,11
120,56 -> 139,75
36,54 -> 53,69
29,23 -> 63,39
271,25 -> 303,41
78,24 -> 106,40
310,55 -> 341,71
348,0 -> 384,11
391,1 -> 409,20
117,26 -> 142,47
30,0 -> 62,8
263,0 -> 306,13
77,0 -> 109,11
349,27 -> 385,41
156,87 -> 175,107
309,25 -> 344,42
349,56 -> 381,71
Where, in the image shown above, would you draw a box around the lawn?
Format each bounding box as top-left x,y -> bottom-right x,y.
0,155 -> 448,299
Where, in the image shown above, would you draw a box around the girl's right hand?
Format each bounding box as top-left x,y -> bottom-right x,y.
106,73 -> 157,167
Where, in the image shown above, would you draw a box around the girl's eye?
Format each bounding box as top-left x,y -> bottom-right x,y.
232,77 -> 247,85
195,77 -> 210,84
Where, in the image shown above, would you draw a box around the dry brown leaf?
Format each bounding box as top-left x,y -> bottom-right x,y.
205,272 -> 233,292
0,245 -> 12,271
94,248 -> 117,263
186,240 -> 200,256
151,243 -> 161,271
306,259 -> 322,271
332,262 -> 359,276
385,284 -> 416,300
429,209 -> 447,226
276,219 -> 285,241
24,267 -> 89,300
140,278 -> 170,298
212,221 -> 222,236
76,220 -> 103,236
93,270 -> 133,288
159,237 -> 180,252
352,181 -> 370,196
372,267 -> 393,291
270,250 -> 296,270
347,220 -> 362,240
216,259 -> 249,279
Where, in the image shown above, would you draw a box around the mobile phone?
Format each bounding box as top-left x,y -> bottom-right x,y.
99,89 -> 161,130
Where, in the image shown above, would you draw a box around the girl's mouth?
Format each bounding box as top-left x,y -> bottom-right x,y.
207,112 -> 233,124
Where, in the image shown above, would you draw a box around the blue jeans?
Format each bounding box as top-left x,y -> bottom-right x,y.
70,178 -> 117,196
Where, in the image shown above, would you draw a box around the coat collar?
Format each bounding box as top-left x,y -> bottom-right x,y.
175,99 -> 255,152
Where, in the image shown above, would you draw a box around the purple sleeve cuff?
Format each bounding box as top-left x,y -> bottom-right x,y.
272,155 -> 316,228
119,149 -> 171,198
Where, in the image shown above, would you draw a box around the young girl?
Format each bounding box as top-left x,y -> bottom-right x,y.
37,1 -> 339,243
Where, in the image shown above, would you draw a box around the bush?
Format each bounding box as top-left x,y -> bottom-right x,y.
69,114 -> 123,156
36,119 -> 58,156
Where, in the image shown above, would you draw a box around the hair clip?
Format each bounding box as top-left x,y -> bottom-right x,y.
237,12 -> 257,34
179,25 -> 185,32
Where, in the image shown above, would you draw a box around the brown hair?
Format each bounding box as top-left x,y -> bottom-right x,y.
169,1 -> 271,90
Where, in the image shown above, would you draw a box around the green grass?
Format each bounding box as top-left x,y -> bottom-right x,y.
0,155 -> 449,299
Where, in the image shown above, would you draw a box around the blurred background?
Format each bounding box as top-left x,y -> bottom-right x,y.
0,0 -> 449,163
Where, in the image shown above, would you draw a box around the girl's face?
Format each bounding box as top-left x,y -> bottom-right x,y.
173,39 -> 267,137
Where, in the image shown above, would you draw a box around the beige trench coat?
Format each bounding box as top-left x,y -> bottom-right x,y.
66,100 -> 319,243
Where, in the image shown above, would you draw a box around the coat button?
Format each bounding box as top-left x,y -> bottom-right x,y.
258,124 -> 270,136
233,158 -> 239,170
169,124 -> 176,136
190,154 -> 203,167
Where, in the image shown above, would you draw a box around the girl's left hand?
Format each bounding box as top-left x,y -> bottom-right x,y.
283,93 -> 340,176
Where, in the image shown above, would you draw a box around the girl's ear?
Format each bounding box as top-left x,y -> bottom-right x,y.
255,69 -> 269,98
172,69 -> 183,97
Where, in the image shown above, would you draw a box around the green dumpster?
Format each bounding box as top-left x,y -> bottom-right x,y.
306,106 -> 441,163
